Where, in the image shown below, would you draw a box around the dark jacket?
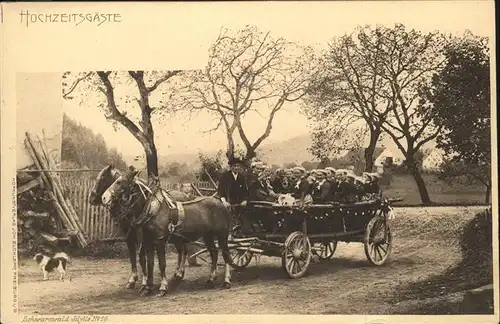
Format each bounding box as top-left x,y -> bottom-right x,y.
217,170 -> 249,205
328,178 -> 338,200
334,181 -> 358,203
312,180 -> 334,203
293,178 -> 314,199
271,177 -> 285,194
248,179 -> 278,202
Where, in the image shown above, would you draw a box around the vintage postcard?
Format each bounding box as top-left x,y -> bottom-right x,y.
1,1 -> 498,324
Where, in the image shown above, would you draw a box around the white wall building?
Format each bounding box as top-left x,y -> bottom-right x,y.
374,147 -> 405,168
422,148 -> 445,171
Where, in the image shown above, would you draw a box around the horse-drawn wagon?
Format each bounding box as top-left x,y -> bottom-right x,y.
190,197 -> 402,279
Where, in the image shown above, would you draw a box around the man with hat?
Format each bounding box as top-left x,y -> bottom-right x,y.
334,170 -> 358,203
312,169 -> 333,203
324,167 -> 338,199
291,166 -> 314,208
368,172 -> 382,197
217,156 -> 249,208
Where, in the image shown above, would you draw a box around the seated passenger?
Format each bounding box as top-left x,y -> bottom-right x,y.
368,173 -> 382,197
334,171 -> 358,203
324,167 -> 337,198
280,168 -> 294,194
291,166 -> 307,198
362,173 -> 372,193
354,175 -> 367,200
292,167 -> 314,208
312,169 -> 334,204
248,171 -> 279,202
271,168 -> 286,194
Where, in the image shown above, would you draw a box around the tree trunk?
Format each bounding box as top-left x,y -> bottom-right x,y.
407,155 -> 431,204
364,127 -> 381,172
144,142 -> 159,180
245,149 -> 257,162
484,184 -> 491,204
226,136 -> 235,161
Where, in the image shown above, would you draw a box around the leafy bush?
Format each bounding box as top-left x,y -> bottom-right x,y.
459,207 -> 492,271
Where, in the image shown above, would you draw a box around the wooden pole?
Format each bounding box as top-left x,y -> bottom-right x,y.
25,133 -> 88,248
191,183 -> 203,197
204,168 -> 218,189
23,138 -> 75,232
38,134 -> 86,236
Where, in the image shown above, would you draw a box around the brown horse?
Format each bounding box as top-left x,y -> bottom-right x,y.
88,165 -> 191,291
101,167 -> 234,296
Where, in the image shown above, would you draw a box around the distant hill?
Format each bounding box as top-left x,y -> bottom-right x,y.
123,132 -> 437,169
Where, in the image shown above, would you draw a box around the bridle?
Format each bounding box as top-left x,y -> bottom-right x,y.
104,176 -> 189,242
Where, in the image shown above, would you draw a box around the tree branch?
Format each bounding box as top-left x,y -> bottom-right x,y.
96,71 -> 148,144
63,72 -> 93,99
147,70 -> 182,93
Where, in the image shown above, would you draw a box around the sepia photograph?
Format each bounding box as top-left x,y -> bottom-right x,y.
2,1 -> 498,322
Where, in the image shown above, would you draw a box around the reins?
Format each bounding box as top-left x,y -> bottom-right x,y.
107,177 -> 190,242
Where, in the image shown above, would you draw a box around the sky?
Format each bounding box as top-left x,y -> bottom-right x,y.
61,1 -> 494,159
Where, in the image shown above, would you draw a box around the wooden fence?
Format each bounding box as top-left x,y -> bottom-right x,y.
59,176 -> 216,242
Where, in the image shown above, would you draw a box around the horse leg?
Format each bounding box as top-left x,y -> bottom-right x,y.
173,242 -> 187,280
165,242 -> 185,292
140,239 -> 155,296
125,229 -> 138,289
204,236 -> 218,289
137,243 -> 147,293
218,233 -> 232,289
156,241 -> 168,297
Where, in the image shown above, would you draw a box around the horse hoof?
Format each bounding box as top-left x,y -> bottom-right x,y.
221,282 -> 231,289
125,282 -> 135,289
205,280 -> 215,289
140,288 -> 151,297
156,290 -> 167,297
138,285 -> 149,294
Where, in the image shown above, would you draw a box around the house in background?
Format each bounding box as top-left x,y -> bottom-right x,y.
374,147 -> 405,169
422,148 -> 445,172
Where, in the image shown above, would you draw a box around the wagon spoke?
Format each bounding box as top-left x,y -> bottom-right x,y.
287,257 -> 294,270
291,260 -> 298,274
370,244 -> 377,261
295,259 -> 303,272
376,246 -> 384,260
378,244 -> 387,254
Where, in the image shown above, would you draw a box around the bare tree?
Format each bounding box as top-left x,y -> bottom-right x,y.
374,24 -> 446,204
62,70 -> 181,179
304,26 -> 393,171
179,26 -> 314,162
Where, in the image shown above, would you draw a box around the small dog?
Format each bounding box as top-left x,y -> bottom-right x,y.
33,252 -> 71,281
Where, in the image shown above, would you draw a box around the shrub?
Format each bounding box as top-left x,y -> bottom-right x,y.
459,207 -> 492,271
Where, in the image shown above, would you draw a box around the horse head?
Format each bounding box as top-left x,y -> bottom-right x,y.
101,167 -> 140,207
89,164 -> 122,205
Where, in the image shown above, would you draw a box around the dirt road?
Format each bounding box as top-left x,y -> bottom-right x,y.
17,206 -> 488,314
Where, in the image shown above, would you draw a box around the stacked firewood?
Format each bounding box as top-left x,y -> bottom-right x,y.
17,132 -> 88,253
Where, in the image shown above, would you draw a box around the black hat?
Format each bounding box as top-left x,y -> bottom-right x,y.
228,156 -> 245,166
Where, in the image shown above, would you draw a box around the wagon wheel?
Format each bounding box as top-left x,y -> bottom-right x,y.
363,216 -> 392,266
313,241 -> 337,260
229,249 -> 253,270
281,231 -> 312,279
